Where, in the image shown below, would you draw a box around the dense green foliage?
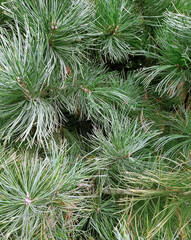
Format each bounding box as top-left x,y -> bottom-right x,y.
0,0 -> 191,239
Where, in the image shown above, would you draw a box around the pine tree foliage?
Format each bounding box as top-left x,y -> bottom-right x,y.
0,147 -> 95,239
139,10 -> 191,97
3,0 -> 93,77
0,0 -> 191,239
91,0 -> 143,62
60,66 -> 144,121
118,156 -> 191,239
0,23 -> 61,146
156,108 -> 191,157
89,110 -> 160,186
134,0 -> 189,26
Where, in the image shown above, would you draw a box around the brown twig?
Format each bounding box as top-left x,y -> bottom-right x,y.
80,85 -> 91,93
17,77 -> 31,99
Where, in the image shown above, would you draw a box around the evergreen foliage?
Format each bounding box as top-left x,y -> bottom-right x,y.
0,0 -> 191,239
